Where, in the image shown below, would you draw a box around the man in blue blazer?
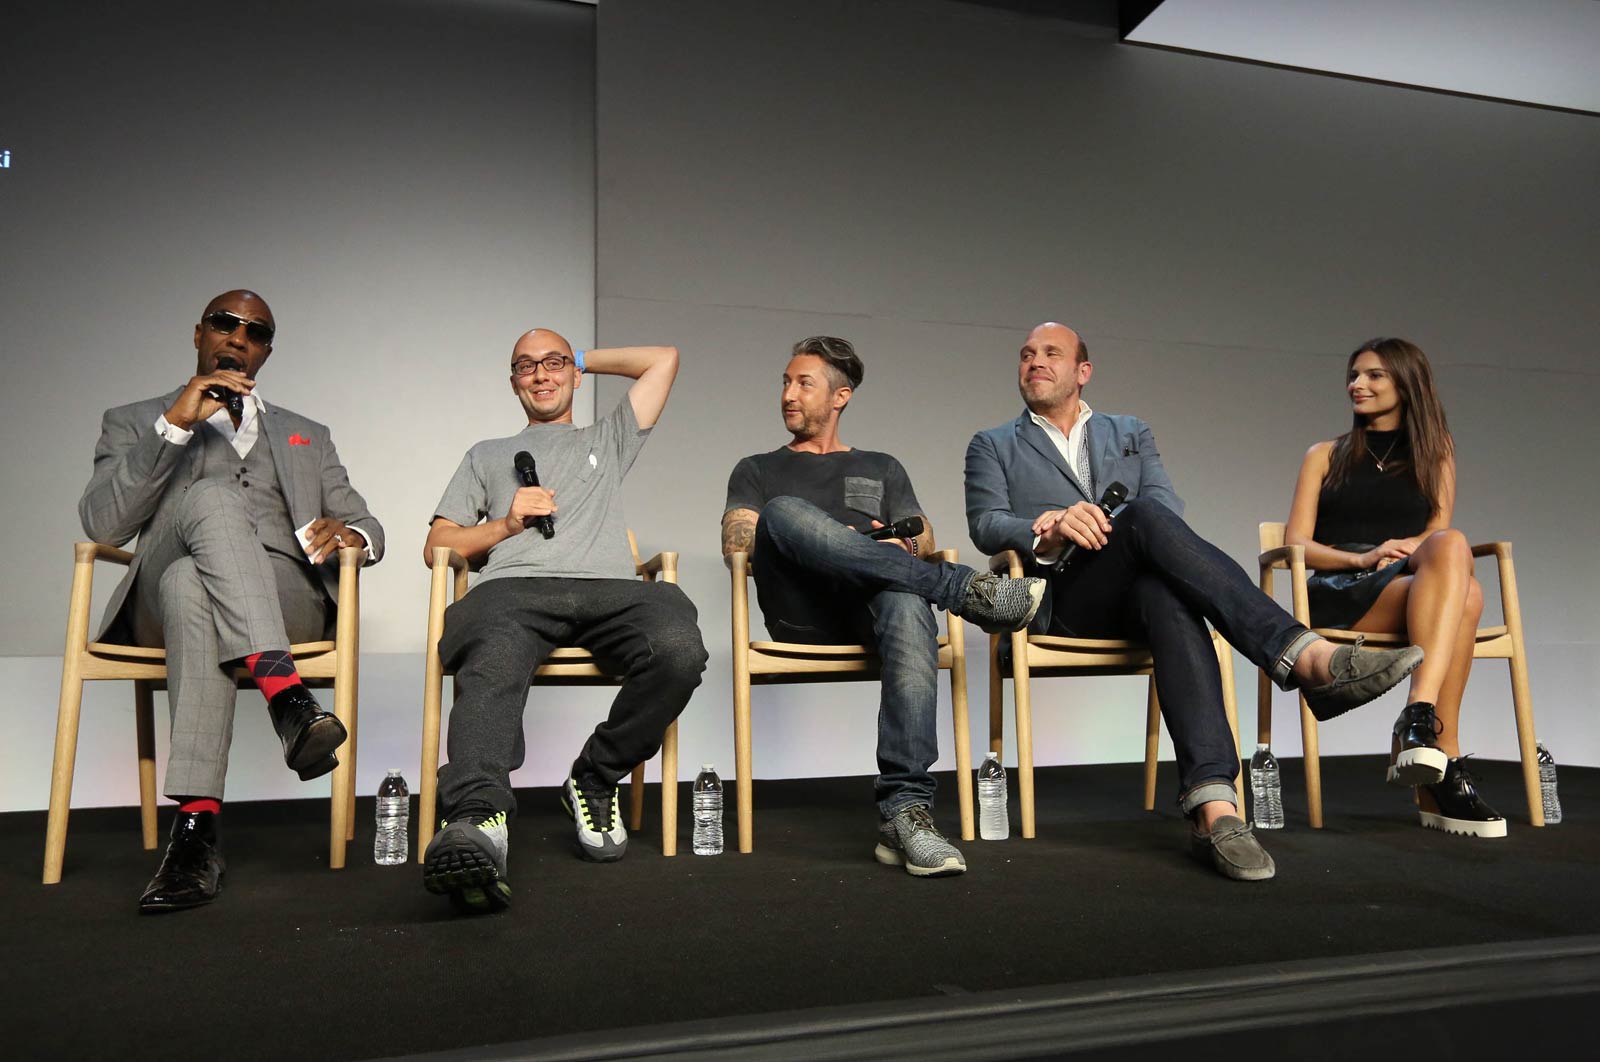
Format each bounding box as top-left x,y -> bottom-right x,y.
965,322 -> 1423,881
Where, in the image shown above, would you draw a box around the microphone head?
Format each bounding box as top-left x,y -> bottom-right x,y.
514,451 -> 536,476
1101,481 -> 1129,507
897,515 -> 925,538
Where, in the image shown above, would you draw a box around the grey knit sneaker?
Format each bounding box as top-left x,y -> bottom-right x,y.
423,811 -> 511,914
957,573 -> 1046,634
561,775 -> 628,862
874,805 -> 967,877
1301,636 -> 1424,722
1189,814 -> 1275,881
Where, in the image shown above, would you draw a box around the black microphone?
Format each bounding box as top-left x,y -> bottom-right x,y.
206,356 -> 246,418
865,515 -> 925,541
513,450 -> 556,539
1055,481 -> 1128,569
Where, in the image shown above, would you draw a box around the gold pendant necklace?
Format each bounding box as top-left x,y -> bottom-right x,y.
1372,436 -> 1400,472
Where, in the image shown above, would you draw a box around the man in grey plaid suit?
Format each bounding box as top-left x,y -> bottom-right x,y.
80,289 -> 385,913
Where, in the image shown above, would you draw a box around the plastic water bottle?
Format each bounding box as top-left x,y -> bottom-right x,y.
374,769 -> 409,865
1249,745 -> 1284,829
1538,743 -> 1562,824
693,764 -> 724,855
977,752 -> 1009,840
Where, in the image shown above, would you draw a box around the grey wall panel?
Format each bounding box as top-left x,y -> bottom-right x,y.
596,0 -> 1597,777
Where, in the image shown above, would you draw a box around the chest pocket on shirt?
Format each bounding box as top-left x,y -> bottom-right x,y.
844,476 -> 885,521
577,451 -> 599,481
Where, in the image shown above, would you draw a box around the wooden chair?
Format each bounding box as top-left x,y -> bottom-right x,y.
987,550 -> 1244,838
1255,522 -> 1543,827
44,543 -> 365,884
729,548 -> 975,852
418,531 -> 680,858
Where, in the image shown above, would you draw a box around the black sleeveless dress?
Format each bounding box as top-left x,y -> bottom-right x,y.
1307,429 -> 1433,629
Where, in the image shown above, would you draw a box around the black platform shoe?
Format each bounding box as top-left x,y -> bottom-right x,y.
1418,756 -> 1507,838
266,685 -> 347,780
1387,701 -> 1448,786
139,810 -> 225,914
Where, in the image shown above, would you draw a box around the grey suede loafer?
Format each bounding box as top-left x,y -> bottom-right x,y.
1190,815 -> 1276,881
1301,637 -> 1424,722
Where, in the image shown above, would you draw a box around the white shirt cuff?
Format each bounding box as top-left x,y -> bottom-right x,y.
1032,534 -> 1064,565
345,523 -> 379,563
154,414 -> 194,445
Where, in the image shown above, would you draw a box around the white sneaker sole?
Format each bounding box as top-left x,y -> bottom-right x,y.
1419,810 -> 1507,838
873,842 -> 967,877
1387,746 -> 1449,786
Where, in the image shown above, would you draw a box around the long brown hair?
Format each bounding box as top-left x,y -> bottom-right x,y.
1325,337 -> 1453,514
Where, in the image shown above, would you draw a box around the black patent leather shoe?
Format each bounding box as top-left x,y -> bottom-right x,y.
138,811 -> 225,914
1418,756 -> 1507,838
1387,701 -> 1448,786
266,684 -> 347,781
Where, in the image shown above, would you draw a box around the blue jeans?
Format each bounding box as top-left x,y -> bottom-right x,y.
1045,498 -> 1313,812
753,496 -> 976,818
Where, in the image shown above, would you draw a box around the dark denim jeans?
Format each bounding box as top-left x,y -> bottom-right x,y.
753,496 -> 976,818
1047,498 -> 1312,811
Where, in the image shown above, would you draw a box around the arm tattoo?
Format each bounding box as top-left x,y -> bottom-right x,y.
721,510 -> 758,558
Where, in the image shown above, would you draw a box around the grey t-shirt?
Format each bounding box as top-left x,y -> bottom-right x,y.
433,399 -> 650,582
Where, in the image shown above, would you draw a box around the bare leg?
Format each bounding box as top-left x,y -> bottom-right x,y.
1430,577 -> 1483,758
1345,530 -> 1473,703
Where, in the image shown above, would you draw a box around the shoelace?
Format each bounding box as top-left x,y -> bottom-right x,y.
1402,703 -> 1444,739
903,805 -> 938,835
579,786 -> 616,831
1329,634 -> 1367,681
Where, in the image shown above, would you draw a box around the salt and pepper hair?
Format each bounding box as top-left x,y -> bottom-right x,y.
791,336 -> 864,394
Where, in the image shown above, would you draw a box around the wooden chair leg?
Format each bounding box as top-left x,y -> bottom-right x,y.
328,670 -> 357,871
629,763 -> 646,833
418,673 -> 445,863
660,721 -> 678,857
345,668 -> 359,843
1216,639 -> 1244,811
43,665 -> 86,885
1013,636 -> 1037,839
134,681 -> 159,850
988,635 -> 1004,756
1299,694 -> 1324,828
1142,677 -> 1160,811
734,672 -> 754,854
1507,652 -> 1543,826
948,627 -> 975,842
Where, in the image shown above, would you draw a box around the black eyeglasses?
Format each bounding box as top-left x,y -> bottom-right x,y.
512,355 -> 573,376
203,310 -> 275,344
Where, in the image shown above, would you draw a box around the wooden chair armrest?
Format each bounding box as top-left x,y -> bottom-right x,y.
76,541 -> 134,566
989,550 -> 1024,577
1470,541 -> 1511,560
728,549 -> 752,580
1257,544 -> 1304,571
637,551 -> 678,579
924,548 -> 957,565
430,546 -> 470,573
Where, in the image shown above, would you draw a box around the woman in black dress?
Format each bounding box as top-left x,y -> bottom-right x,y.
1284,338 -> 1503,837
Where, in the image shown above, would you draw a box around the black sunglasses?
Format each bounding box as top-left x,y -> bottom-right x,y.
203,309 -> 275,344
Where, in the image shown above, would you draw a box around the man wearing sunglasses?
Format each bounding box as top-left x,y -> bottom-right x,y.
79,289 -> 385,913
421,329 -> 705,914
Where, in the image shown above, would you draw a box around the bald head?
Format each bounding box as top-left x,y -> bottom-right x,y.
203,289 -> 274,330
509,327 -> 581,425
1018,320 -> 1092,418
193,288 -> 275,378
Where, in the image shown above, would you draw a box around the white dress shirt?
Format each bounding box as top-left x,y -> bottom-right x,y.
1028,401 -> 1093,563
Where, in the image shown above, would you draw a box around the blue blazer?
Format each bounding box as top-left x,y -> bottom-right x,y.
964,410 -> 1183,632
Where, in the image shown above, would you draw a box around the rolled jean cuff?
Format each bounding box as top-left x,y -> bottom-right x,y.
1269,628 -> 1319,691
1178,781 -> 1239,815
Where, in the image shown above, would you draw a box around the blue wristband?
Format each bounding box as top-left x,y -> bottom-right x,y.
573,348 -> 586,372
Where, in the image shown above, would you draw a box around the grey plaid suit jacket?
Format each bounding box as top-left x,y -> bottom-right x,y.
79,388 -> 386,640
963,410 -> 1184,634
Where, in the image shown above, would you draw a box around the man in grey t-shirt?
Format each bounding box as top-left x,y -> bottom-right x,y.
421,329 -> 706,914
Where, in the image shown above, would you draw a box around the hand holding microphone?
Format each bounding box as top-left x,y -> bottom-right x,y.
512,451 -> 556,539
205,356 -> 248,419
1053,482 -> 1129,569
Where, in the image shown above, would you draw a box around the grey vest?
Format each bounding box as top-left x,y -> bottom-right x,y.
196,424 -> 303,559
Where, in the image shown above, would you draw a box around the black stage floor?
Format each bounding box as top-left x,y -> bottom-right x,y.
3,756 -> 1595,1061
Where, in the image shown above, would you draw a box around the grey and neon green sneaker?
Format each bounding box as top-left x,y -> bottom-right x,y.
561,776 -> 628,862
422,811 -> 510,914
874,804 -> 967,877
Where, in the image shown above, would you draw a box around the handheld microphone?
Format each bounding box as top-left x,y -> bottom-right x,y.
865,515 -> 925,541
1056,481 -> 1128,569
513,450 -> 556,539
206,356 -> 246,418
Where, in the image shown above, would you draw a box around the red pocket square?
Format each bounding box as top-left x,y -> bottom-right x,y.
288,433 -> 312,446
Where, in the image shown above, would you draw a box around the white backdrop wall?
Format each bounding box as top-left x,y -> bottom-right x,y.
592,0 -> 1600,806
0,0 -> 598,812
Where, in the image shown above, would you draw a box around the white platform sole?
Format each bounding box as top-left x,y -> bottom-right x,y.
1387,746 -> 1449,786
1419,810 -> 1508,838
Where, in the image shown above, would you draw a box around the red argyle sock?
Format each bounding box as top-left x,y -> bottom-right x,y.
244,649 -> 303,702
176,797 -> 221,815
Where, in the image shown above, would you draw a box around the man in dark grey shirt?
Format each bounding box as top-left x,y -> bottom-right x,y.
722,337 -> 1046,879
422,329 -> 706,914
